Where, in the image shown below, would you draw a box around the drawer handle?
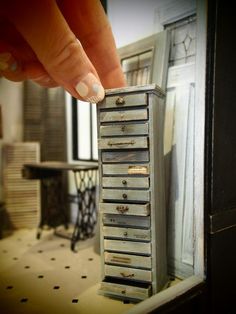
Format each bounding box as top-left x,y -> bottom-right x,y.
116,97 -> 125,105
122,180 -> 127,185
116,205 -> 129,214
107,140 -> 135,147
120,272 -> 134,278
122,193 -> 127,199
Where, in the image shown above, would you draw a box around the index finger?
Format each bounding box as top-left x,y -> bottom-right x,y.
2,0 -> 105,101
57,0 -> 126,88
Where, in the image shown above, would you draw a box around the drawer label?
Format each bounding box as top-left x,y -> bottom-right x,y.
128,165 -> 149,175
110,255 -> 131,264
105,252 -> 152,269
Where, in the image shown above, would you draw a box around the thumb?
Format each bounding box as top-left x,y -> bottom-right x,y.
3,0 -> 104,102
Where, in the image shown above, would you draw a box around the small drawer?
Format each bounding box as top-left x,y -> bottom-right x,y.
103,214 -> 150,228
102,150 -> 149,163
102,189 -> 150,202
103,226 -> 151,241
104,265 -> 152,282
104,252 -> 151,269
100,108 -> 148,123
98,136 -> 148,150
100,202 -> 150,216
100,279 -> 151,300
104,239 -> 151,255
100,93 -> 147,109
102,177 -> 149,189
103,164 -> 149,176
100,123 -> 149,137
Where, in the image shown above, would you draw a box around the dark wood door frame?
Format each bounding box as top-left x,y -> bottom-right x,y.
205,0 -> 236,313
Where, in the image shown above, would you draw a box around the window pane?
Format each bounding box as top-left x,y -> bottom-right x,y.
92,103 -> 98,160
77,101 -> 91,159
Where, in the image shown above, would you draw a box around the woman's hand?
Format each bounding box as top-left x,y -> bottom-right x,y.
0,0 -> 126,102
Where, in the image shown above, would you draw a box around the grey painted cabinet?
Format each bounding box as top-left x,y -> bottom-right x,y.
97,85 -> 167,301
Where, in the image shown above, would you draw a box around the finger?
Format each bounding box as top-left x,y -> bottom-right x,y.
2,0 -> 105,102
0,53 -> 58,87
58,0 -> 126,88
0,39 -> 58,87
0,18 -> 58,87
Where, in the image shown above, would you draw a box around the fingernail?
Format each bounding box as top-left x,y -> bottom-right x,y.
0,52 -> 18,72
75,73 -> 105,103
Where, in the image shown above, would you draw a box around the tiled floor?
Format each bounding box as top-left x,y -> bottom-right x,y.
0,228 -> 134,314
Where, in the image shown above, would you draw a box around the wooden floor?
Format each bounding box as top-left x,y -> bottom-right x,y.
0,228 -> 134,314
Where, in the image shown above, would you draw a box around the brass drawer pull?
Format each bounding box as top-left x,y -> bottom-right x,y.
116,97 -> 125,105
122,180 -> 127,185
123,232 -> 128,237
120,272 -> 134,278
116,205 -> 129,213
108,140 -> 135,146
122,193 -> 127,199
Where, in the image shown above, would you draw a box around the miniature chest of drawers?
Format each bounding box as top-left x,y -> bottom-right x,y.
97,84 -> 167,301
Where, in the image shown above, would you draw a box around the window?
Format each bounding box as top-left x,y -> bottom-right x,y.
71,99 -> 98,161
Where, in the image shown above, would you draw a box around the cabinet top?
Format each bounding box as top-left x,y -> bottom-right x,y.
103,84 -> 165,98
